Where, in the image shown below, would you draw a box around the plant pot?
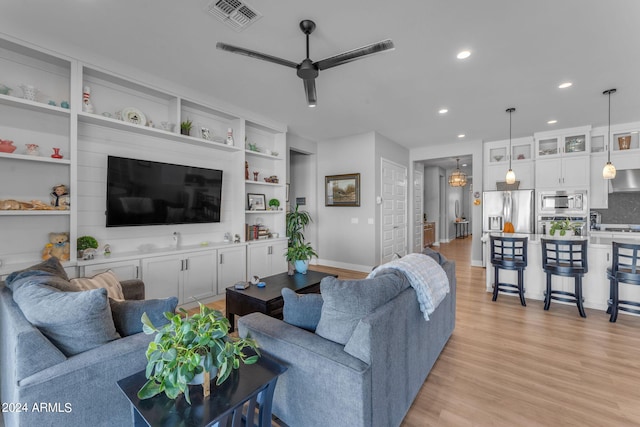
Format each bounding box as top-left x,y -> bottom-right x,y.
618,135 -> 631,150
188,365 -> 218,385
181,128 -> 190,136
294,260 -> 309,274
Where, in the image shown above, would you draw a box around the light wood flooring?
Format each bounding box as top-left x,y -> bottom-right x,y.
212,238 -> 640,426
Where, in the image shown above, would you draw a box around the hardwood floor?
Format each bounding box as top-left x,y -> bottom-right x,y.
211,238 -> 640,426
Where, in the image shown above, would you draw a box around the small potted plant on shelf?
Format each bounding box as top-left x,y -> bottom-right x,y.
180,119 -> 193,136
268,198 -> 280,211
549,219 -> 580,236
137,302 -> 259,404
77,235 -> 98,259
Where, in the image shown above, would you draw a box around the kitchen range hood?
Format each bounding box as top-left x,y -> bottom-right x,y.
610,169 -> 640,193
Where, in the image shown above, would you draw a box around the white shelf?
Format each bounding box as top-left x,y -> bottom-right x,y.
0,152 -> 71,164
0,210 -> 71,216
0,93 -> 71,116
78,112 -> 243,152
245,180 -> 284,187
245,210 -> 284,214
245,149 -> 283,160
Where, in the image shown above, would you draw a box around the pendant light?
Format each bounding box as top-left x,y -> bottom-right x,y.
505,107 -> 516,184
448,158 -> 467,187
602,88 -> 617,179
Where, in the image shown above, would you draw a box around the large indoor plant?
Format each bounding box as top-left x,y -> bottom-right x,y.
285,205 -> 317,274
137,302 -> 259,404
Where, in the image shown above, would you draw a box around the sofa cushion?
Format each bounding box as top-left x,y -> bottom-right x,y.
70,270 -> 125,300
12,284 -> 120,356
109,296 -> 178,336
281,288 -> 323,332
315,272 -> 409,345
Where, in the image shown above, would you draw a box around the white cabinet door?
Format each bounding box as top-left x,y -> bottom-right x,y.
270,240 -> 288,275
82,260 -> 140,281
585,245 -> 611,310
183,252 -> 217,303
247,244 -> 270,279
590,153 -> 608,209
217,246 -> 247,293
535,158 -> 562,188
484,164 -> 507,191
141,255 -> 182,301
562,156 -> 590,188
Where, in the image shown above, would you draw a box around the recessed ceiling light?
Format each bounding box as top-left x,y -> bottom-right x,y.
558,82 -> 572,89
439,108 -> 448,114
457,50 -> 471,59
547,119 -> 557,124
458,134 -> 465,138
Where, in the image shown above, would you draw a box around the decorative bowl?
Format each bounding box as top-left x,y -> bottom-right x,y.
493,155 -> 503,162
0,84 -> 11,95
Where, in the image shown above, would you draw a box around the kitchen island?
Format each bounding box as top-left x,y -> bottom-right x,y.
485,233 -> 640,317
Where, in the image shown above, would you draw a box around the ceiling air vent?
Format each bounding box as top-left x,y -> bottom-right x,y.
207,0 -> 262,32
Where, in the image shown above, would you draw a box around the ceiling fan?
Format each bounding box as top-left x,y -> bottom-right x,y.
216,20 -> 395,107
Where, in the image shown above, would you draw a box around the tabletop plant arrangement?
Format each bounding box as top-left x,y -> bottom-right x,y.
137,302 -> 259,404
285,204 -> 317,274
549,218 -> 580,236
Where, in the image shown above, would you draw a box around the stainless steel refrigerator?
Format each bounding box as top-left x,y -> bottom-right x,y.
482,190 -> 535,234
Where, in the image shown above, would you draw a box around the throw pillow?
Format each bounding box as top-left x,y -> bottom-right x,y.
12,285 -> 120,356
109,296 -> 178,337
315,272 -> 409,345
5,256 -> 70,283
422,246 -> 447,265
71,270 -> 125,300
281,288 -> 323,332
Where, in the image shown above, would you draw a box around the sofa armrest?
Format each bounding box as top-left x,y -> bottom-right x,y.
238,313 -> 372,427
121,279 -> 144,300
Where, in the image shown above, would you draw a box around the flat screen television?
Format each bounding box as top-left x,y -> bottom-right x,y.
106,156 -> 223,227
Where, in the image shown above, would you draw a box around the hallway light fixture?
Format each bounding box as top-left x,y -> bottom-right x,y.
602,88 -> 617,179
505,107 -> 516,184
449,158 -> 467,187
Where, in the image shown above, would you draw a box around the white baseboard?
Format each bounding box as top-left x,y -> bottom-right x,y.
316,258 -> 373,273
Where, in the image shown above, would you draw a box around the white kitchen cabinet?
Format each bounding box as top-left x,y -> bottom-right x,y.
247,240 -> 288,279
535,126 -> 591,158
141,251 -> 216,304
217,245 -> 247,293
535,156 -> 589,189
81,259 -> 140,281
483,137 -> 534,190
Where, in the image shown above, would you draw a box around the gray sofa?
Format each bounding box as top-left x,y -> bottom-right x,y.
0,279 -> 153,427
239,255 -> 456,427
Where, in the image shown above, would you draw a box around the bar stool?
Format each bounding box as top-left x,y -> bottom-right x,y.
541,238 -> 588,317
490,235 -> 528,306
607,242 -> 640,322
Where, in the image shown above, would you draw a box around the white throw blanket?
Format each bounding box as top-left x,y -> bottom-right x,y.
368,253 -> 450,321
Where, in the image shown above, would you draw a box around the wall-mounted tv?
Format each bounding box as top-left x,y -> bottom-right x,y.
106,156 -> 223,227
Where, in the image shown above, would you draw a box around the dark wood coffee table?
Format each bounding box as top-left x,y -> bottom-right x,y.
226,270 -> 336,331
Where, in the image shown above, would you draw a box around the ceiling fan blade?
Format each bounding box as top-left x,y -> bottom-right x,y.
315,39 -> 395,71
216,42 -> 298,69
303,79 -> 317,107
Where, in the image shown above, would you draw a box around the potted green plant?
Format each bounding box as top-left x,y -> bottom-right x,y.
77,235 -> 98,259
549,219 -> 580,236
285,205 -> 317,274
180,119 -> 193,136
137,302 -> 259,404
268,198 -> 280,210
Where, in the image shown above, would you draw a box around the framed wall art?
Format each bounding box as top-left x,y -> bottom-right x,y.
325,173 -> 360,207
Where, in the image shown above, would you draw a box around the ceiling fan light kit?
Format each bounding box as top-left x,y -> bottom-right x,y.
216,20 -> 395,107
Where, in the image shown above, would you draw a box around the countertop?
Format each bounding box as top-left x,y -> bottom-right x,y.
484,232 -> 640,248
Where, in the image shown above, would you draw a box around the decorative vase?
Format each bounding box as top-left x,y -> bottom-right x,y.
618,135 -> 631,150
25,144 -> 39,156
51,148 -> 63,159
19,84 -> 38,101
294,260 -> 309,274
0,140 -> 16,153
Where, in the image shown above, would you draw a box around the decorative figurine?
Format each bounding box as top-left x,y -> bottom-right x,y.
245,161 -> 249,180
50,184 -> 70,209
253,171 -> 259,181
226,128 -> 234,146
82,86 -> 94,113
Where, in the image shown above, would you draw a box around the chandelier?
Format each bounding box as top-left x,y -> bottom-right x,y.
448,158 -> 467,187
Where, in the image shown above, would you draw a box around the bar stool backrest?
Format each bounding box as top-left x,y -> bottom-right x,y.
541,238 -> 588,275
490,235 -> 528,268
611,242 -> 640,285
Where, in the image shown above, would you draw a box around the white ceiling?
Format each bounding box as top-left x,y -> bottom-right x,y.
1,0 -> 639,150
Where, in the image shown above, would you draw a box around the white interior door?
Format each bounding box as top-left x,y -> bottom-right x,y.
381,159 -> 407,264
413,169 -> 424,253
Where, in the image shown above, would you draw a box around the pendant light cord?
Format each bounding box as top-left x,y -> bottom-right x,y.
604,89 -> 616,163
506,107 -> 515,169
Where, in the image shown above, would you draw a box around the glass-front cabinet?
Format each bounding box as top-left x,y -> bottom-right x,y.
535,126 -> 590,158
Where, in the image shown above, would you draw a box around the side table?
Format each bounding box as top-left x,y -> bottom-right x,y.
117,354 -> 286,427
